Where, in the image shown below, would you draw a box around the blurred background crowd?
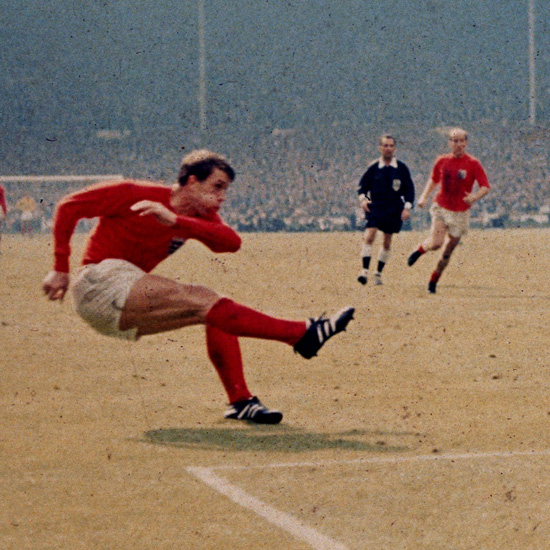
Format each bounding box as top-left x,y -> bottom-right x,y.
3,1 -> 550,234
2,120 -> 549,234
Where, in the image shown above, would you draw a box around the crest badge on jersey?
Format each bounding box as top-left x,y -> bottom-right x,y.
392,179 -> 401,191
458,170 -> 467,180
168,237 -> 186,255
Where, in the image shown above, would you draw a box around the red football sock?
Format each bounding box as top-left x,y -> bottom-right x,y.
205,298 -> 307,346
430,271 -> 441,283
206,325 -> 252,404
418,245 -> 426,254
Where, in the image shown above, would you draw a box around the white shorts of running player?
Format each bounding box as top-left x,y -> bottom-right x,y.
430,203 -> 470,238
71,259 -> 145,341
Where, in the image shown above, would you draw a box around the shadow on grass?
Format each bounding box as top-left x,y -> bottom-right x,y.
143,425 -> 411,453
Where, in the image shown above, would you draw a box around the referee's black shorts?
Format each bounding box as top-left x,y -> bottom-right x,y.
365,208 -> 403,234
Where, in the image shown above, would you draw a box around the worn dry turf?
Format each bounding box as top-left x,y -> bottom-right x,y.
2,229 -> 550,549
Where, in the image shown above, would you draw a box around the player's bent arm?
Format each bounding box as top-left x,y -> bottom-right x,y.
174,216 -> 241,253
52,200 -> 87,272
131,200 -> 177,225
51,184 -> 131,272
475,185 -> 491,201
130,200 -> 241,252
417,179 -> 437,208
464,185 -> 491,205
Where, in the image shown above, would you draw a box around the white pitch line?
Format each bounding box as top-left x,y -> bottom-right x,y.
187,466 -> 350,550
200,447 -> 550,472
187,448 -> 550,549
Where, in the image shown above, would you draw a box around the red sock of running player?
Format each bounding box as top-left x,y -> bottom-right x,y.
205,298 -> 307,346
206,325 -> 252,404
430,271 -> 441,283
418,245 -> 426,254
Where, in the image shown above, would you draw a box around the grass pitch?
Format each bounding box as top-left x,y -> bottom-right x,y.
2,229 -> 550,549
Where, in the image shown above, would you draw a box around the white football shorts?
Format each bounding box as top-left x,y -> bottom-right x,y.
71,259 -> 145,341
430,203 -> 471,238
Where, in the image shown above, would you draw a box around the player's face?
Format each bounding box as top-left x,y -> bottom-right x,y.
449,133 -> 468,157
174,168 -> 232,216
379,138 -> 396,160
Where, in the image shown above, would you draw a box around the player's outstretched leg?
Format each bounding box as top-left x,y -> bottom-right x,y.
224,396 -> 283,424
293,306 -> 355,359
206,299 -> 354,359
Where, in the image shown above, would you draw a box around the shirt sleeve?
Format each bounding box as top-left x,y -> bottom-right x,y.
431,157 -> 444,184
474,160 -> 490,188
0,188 -> 7,215
173,214 -> 241,253
52,182 -> 137,272
357,167 -> 373,198
400,163 -> 415,205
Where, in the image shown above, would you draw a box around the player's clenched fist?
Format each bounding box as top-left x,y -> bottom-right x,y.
42,271 -> 70,301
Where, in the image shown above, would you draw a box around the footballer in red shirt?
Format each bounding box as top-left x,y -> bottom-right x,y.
42,150 -> 354,423
407,128 -> 491,293
0,184 -> 7,250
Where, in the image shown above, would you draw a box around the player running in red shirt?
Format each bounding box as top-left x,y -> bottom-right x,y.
0,185 -> 7,251
42,150 -> 354,424
407,128 -> 491,293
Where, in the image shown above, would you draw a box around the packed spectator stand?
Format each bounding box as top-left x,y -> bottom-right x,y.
2,121 -> 549,233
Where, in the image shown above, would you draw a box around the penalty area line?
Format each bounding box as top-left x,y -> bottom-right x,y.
199,447 -> 550,472
187,466 -> 350,550
186,449 -> 550,548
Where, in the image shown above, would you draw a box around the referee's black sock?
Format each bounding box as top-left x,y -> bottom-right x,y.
362,256 -> 371,270
377,248 -> 390,273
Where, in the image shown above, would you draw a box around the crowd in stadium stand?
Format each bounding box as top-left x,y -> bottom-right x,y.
2,122 -> 550,233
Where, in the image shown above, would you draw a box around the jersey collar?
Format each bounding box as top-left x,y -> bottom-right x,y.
378,157 -> 398,169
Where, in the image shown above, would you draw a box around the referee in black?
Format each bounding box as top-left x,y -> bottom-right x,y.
357,134 -> 415,285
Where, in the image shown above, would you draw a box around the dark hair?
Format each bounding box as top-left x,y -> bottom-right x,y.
177,149 -> 235,186
379,134 -> 396,145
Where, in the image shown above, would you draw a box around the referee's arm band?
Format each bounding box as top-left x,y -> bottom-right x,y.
404,202 -> 413,209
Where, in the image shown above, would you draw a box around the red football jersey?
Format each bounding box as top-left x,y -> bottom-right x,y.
431,153 -> 490,212
0,185 -> 7,216
52,180 -> 241,273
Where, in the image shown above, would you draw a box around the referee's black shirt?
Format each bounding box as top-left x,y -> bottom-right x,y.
357,157 -> 415,213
